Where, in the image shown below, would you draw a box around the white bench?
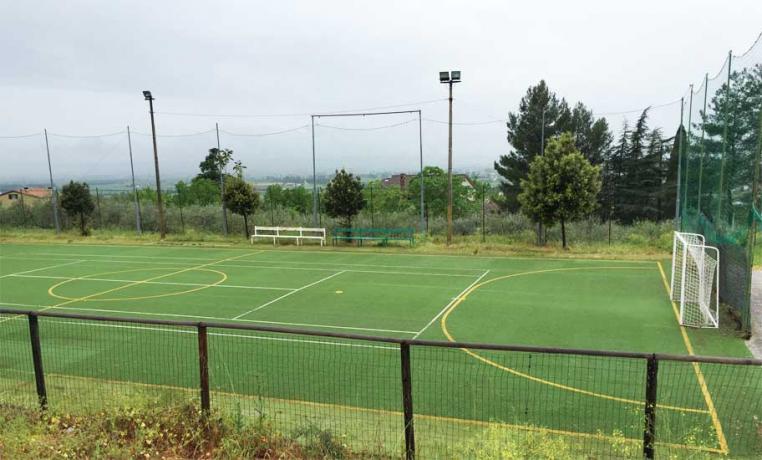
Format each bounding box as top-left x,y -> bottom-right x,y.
251,226 -> 326,246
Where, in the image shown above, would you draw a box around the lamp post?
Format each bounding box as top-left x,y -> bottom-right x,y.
143,90 -> 166,239
439,70 -> 461,246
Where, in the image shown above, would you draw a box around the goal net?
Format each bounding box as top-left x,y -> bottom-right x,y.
670,232 -> 720,328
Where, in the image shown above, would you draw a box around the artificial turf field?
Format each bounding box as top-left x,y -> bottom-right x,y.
0,242 -> 760,457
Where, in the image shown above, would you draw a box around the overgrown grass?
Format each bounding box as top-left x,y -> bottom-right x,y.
0,397 -> 367,459
0,218 -> 674,261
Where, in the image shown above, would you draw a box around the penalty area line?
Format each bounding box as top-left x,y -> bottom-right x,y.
0,302 -> 416,335
412,270 -> 490,339
233,271 -> 346,319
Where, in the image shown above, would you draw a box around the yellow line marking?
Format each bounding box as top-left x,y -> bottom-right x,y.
0,251 -> 261,324
17,371 -> 722,454
439,266 -> 708,414
656,261 -> 729,454
47,267 -> 228,302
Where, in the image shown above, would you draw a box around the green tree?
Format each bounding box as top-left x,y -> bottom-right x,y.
283,186 -> 311,214
363,180 -> 413,214
223,176 -> 260,238
323,169 -> 365,227
494,81 -> 611,212
188,177 -> 220,205
171,181 -> 194,232
264,184 -> 286,207
518,133 -> 601,248
406,166 -> 475,220
196,148 -> 233,183
60,181 -> 96,236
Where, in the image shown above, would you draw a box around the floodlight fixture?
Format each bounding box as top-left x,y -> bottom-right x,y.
439,71 -> 450,83
143,90 -> 153,100
451,70 -> 461,81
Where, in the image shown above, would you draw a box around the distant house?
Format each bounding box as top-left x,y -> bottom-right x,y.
381,173 -> 414,189
0,187 -> 51,209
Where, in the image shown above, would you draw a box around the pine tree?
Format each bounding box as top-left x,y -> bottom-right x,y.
495,81 -> 612,213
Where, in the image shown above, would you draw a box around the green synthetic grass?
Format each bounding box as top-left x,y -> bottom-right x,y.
1,242 -> 760,457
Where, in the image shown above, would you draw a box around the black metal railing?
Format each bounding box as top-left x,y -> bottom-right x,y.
1,308 -> 761,459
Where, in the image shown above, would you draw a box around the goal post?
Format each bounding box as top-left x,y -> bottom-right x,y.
670,231 -> 720,328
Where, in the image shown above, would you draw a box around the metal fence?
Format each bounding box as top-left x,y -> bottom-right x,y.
1,308 -> 761,459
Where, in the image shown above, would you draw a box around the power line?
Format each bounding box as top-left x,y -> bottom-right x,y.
0,132 -> 42,139
423,117 -> 504,126
593,98 -> 683,117
131,129 -> 216,138
47,130 -> 127,139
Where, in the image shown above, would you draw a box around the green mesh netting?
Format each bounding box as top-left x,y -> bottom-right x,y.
679,34 -> 762,336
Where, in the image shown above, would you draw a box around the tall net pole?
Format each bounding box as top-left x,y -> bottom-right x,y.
216,123 -> 228,236
697,74 -> 708,214
683,85 -> 694,214
675,98 -> 684,228
717,51 -> 733,222
43,129 -> 61,234
417,110 -> 425,232
126,126 -> 142,235
311,115 -> 318,227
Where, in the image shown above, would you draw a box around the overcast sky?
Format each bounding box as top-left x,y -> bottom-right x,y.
1,0 -> 760,185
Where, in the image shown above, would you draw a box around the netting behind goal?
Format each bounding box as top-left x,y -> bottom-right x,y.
670,232 -> 720,328
677,34 -> 762,335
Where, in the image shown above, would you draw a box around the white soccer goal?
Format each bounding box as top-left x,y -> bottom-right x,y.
670,232 -> 720,328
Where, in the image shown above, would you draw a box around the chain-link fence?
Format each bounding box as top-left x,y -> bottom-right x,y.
1,309 -> 760,459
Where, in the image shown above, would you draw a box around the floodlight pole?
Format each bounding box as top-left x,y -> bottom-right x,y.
446,80 -> 454,246
440,71 -> 460,246
126,126 -> 142,235
43,129 -> 61,234
144,91 -> 166,239
311,115 -> 318,227
216,123 -> 228,236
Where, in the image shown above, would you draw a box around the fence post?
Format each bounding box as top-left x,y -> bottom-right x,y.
197,324 -> 210,414
400,342 -> 415,460
643,354 -> 659,459
28,314 -> 48,410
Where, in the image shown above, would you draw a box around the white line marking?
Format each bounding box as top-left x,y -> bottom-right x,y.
412,270 -> 491,339
0,255 -> 476,278
0,260 -> 85,279
51,320 -> 397,350
0,302 -> 416,335
234,317 -> 416,334
3,240 -> 656,263
26,252 -> 484,274
233,271 -> 346,319
8,274 -> 296,291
